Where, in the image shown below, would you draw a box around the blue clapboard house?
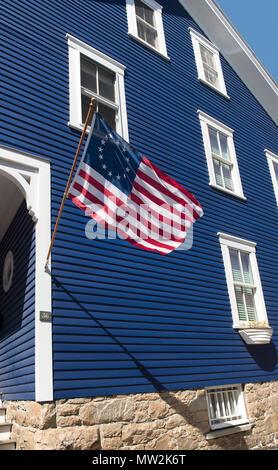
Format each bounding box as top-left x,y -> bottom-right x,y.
0,0 -> 278,445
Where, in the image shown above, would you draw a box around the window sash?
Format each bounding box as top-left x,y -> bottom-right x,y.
134,0 -> 158,49
200,44 -> 220,88
80,55 -> 118,128
229,248 -> 258,323
136,17 -> 158,47
209,127 -> 234,190
134,0 -> 155,27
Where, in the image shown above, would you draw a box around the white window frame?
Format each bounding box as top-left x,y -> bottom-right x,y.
265,149 -> 278,206
189,27 -> 229,99
126,0 -> 169,59
67,34 -> 129,142
198,110 -> 245,200
218,232 -> 269,330
206,384 -> 248,431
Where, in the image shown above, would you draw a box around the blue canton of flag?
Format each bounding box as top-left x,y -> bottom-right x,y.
69,113 -> 203,254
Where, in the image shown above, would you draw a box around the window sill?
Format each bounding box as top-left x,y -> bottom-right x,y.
209,183 -> 247,201
68,121 -> 88,133
206,423 -> 253,440
128,33 -> 170,61
198,77 -> 230,100
236,327 -> 273,345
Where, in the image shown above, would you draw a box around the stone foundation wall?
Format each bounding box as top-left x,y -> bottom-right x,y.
4,381 -> 278,450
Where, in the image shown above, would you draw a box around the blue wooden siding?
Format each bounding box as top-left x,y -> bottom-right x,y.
0,202 -> 36,400
0,0 -> 278,400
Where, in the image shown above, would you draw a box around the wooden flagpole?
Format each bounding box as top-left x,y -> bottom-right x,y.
45,97 -> 96,269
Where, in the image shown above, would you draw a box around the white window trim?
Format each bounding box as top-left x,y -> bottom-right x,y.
265,149 -> 278,206
126,0 -> 169,60
0,145 -> 52,402
198,110 -> 246,200
67,34 -> 129,142
189,27 -> 229,99
205,384 -> 249,432
218,232 -> 269,330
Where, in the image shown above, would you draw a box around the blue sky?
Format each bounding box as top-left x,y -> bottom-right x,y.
216,0 -> 278,82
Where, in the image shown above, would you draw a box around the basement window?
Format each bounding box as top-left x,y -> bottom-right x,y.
205,384 -> 250,439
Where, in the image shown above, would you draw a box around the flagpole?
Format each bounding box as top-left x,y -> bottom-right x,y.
45,97 -> 96,269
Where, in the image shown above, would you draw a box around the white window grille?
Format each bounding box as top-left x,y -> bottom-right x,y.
206,385 -> 248,430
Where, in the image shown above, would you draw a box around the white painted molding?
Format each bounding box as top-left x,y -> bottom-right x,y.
0,146 -> 53,402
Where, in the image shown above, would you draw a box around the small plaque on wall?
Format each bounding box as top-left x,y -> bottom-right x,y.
40,311 -> 52,323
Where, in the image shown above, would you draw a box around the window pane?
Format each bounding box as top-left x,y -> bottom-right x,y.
222,163 -> 234,191
200,44 -> 215,69
98,102 -> 116,130
137,20 -> 157,47
135,0 -> 154,26
81,94 -> 116,129
203,66 -> 219,87
219,133 -> 230,161
209,393 -> 218,421
81,93 -> 94,126
230,249 -> 242,283
235,286 -> 247,321
209,128 -> 220,156
98,66 -> 115,102
240,252 -> 253,285
244,287 -> 257,322
274,162 -> 278,184
213,158 -> 223,187
80,55 -> 97,93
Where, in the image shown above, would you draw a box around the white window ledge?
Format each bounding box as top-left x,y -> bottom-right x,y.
206,423 -> 253,440
198,77 -> 230,100
128,33 -> 170,60
209,183 -> 247,201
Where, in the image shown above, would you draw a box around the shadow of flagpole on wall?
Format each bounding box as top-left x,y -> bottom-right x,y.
52,274 -> 167,393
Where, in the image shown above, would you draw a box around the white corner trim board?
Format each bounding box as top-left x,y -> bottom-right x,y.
0,146 -> 53,402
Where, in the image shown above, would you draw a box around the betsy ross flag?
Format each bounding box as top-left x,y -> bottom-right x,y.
68,113 -> 203,254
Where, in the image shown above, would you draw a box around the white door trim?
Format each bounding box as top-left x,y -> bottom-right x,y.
0,146 -> 52,402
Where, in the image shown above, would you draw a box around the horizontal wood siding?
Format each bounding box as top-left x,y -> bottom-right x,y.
0,0 -> 277,399
0,202 -> 36,400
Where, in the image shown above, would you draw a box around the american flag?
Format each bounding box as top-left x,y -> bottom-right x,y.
68,113 -> 203,255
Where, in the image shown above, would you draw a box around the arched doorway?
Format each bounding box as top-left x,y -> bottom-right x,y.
0,146 -> 52,402
0,173 -> 36,399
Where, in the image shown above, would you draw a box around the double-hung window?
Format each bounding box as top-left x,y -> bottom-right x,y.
198,111 -> 245,199
206,385 -> 248,431
265,149 -> 278,206
229,248 -> 257,323
189,27 -> 228,98
126,0 -> 168,58
80,55 -> 116,129
218,233 -> 269,330
67,34 -> 129,141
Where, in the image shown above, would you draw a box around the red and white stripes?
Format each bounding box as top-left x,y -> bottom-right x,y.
69,157 -> 203,255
